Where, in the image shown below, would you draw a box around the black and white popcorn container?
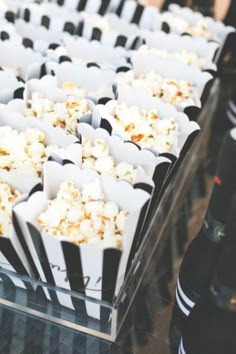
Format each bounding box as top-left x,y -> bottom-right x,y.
13,161 -> 151,319
42,62 -> 117,99
0,70 -> 24,103
46,36 -> 131,72
138,31 -> 219,72
0,40 -> 46,80
0,173 -> 38,289
52,122 -> 170,251
166,3 -> 235,44
121,52 -> 214,113
113,0 -> 161,31
0,102 -> 79,183
47,0 -> 113,16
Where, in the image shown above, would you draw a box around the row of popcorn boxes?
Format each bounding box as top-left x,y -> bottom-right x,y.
0,21 -> 218,74
0,2 -> 225,70
0,45 -> 214,120
0,73 -> 199,318
12,0 -> 234,47
24,0 -> 233,47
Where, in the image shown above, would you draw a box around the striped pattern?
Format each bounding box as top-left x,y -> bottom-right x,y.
49,0 -> 112,15
227,100 -> 236,126
27,223 -> 121,320
179,338 -> 187,354
175,278 -> 195,317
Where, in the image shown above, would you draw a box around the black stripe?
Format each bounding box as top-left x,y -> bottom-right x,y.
57,0 -> 65,5
24,8 -> 30,22
87,62 -> 100,69
130,36 -> 144,50
134,182 -> 153,195
63,22 -> 75,35
98,97 -> 112,105
59,55 -> 72,63
0,31 -> 9,41
115,0 -> 125,16
116,66 -> 130,73
22,38 -> 33,49
115,35 -> 127,48
27,223 -> 59,302
29,183 -> 43,197
91,27 -> 102,41
61,242 -> 87,314
41,15 -> 50,29
101,249 -> 121,322
5,11 -> 15,23
183,105 -> 200,122
12,212 -> 40,279
77,0 -> 87,11
49,43 -> 60,50
39,63 -> 47,78
160,153 -> 177,165
98,0 -> 110,15
0,238 -> 32,290
13,87 -> 24,100
100,118 -> 113,135
75,21 -> 84,36
131,4 -> 144,24
161,22 -> 170,33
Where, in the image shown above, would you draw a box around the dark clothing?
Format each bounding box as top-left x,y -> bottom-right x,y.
162,0 -> 186,11
224,1 -> 236,27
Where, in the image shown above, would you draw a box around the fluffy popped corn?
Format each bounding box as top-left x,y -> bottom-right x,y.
0,180 -> 20,237
24,91 -> 91,135
38,180 -> 129,249
126,72 -> 195,106
96,102 -> 179,153
166,14 -> 213,41
0,126 -> 59,177
81,137 -> 137,183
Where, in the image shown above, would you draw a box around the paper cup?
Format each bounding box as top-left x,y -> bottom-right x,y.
13,161 -> 151,319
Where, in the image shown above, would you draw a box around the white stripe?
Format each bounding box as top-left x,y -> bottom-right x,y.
229,100 -> 236,115
175,288 -> 190,316
179,339 -> 187,354
227,109 -> 236,125
177,278 -> 195,308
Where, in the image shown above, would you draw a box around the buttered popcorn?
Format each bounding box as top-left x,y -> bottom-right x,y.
0,180 -> 20,237
98,102 -> 179,153
139,46 -> 206,70
127,72 -> 195,106
24,91 -> 91,135
81,137 -> 137,183
38,180 -> 129,249
0,126 -> 58,177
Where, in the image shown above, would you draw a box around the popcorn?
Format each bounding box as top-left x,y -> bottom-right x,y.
115,211 -> 129,232
104,202 -> 119,218
0,180 -> 20,238
166,14 -> 213,40
95,156 -> 114,174
82,179 -> 104,201
97,102 -> 179,153
0,127 -> 59,177
81,137 -> 138,183
24,92 -> 91,135
38,180 -> 129,249
127,72 -> 195,106
139,46 -> 206,70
